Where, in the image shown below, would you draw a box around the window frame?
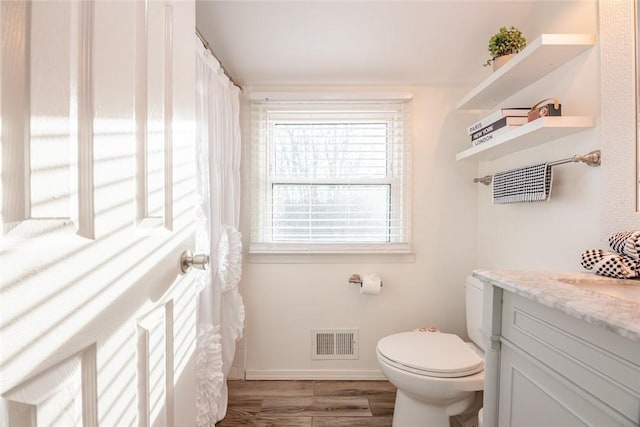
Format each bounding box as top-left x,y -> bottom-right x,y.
250,97 -> 412,255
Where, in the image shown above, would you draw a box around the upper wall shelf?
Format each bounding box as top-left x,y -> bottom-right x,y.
456,34 -> 595,110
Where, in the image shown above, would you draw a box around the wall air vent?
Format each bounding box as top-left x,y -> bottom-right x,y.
311,329 -> 358,360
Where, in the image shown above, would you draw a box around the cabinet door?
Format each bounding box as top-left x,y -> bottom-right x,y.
498,341 -> 633,427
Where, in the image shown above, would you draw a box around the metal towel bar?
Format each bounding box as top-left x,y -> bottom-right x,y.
473,150 -> 601,186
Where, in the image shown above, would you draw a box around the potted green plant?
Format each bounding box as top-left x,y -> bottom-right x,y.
484,26 -> 527,70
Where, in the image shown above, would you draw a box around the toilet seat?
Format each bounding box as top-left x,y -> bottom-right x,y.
377,332 -> 484,378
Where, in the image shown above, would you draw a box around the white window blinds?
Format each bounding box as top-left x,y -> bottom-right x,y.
250,98 -> 411,252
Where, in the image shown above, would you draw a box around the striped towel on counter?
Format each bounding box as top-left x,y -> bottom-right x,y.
492,163 -> 552,204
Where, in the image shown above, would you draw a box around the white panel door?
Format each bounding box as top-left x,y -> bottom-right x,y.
0,1 -> 198,426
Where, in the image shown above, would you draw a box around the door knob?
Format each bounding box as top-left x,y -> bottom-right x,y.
180,250 -> 210,274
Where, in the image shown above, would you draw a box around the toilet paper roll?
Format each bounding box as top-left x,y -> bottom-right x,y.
360,274 -> 382,295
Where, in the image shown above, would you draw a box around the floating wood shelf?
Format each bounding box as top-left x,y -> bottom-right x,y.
456,34 -> 595,110
456,116 -> 595,161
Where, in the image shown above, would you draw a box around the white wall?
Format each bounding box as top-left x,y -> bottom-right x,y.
236,1 -> 604,378
239,87 -> 479,378
477,4 -> 601,270
476,53 -> 602,269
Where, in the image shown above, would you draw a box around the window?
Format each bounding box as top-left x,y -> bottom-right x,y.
250,97 -> 411,253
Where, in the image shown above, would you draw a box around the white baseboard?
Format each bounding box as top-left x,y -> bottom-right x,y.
244,369 -> 386,381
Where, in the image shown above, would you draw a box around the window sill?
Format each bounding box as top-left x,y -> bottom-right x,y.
247,243 -> 415,264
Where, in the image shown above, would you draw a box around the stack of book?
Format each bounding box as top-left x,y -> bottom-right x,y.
468,108 -> 529,147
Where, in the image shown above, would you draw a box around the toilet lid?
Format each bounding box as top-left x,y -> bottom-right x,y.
377,332 -> 483,378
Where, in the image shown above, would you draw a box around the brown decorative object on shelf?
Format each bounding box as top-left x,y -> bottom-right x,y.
528,98 -> 562,122
492,54 -> 514,71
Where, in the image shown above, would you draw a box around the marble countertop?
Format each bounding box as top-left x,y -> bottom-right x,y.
472,270 -> 640,343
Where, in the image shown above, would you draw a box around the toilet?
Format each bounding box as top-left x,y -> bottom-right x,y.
376,277 -> 485,427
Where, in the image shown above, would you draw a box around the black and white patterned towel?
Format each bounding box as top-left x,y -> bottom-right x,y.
580,249 -> 639,279
492,163 -> 552,204
608,230 -> 640,261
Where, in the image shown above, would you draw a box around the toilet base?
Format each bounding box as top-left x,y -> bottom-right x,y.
392,389 -> 476,427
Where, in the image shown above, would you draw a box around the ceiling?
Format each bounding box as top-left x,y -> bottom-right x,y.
195,0 -> 597,88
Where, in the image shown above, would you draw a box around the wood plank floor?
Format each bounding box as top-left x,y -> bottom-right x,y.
216,380 -> 397,426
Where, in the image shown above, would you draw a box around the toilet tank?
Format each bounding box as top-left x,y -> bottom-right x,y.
465,276 -> 485,351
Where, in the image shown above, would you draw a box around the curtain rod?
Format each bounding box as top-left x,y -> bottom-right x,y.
195,27 -> 243,91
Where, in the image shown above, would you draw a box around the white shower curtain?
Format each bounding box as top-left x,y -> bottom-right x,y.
195,38 -> 244,426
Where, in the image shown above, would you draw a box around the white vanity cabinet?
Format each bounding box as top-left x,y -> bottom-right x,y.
477,271 -> 640,427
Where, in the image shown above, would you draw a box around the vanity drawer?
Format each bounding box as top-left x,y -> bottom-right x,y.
501,292 -> 640,425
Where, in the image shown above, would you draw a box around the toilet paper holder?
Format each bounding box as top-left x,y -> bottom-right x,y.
348,273 -> 383,287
